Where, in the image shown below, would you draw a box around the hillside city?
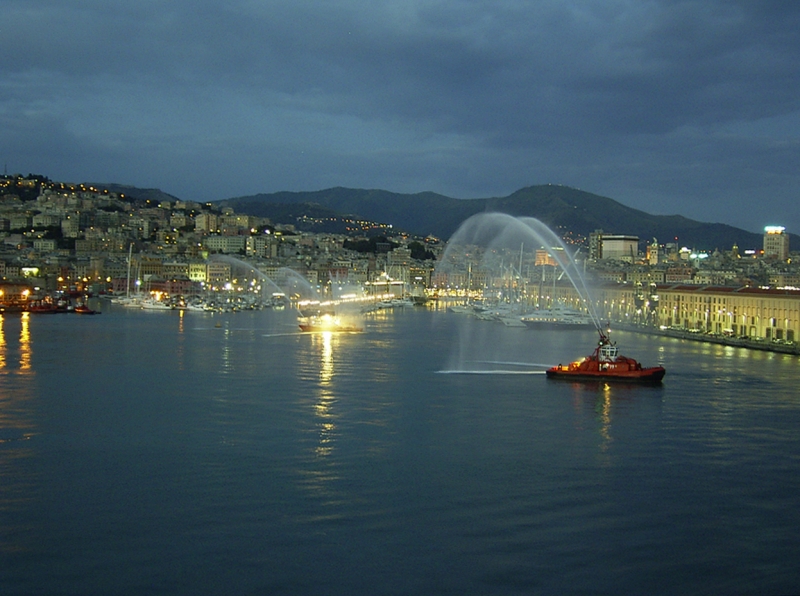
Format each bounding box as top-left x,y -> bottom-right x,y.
1,173 -> 799,348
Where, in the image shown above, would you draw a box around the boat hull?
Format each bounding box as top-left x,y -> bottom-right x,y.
74,305 -> 99,315
522,321 -> 594,330
546,367 -> 665,383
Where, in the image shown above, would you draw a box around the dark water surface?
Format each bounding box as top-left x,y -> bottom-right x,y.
1,306 -> 799,595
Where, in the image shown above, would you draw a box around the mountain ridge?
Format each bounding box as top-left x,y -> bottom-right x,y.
219,185 -> 764,250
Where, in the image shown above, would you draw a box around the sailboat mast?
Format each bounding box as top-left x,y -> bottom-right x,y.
126,243 -> 133,298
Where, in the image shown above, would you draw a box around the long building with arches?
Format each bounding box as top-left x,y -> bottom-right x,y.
549,282 -> 800,342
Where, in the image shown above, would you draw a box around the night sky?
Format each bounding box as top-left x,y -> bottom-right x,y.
3,1 -> 799,233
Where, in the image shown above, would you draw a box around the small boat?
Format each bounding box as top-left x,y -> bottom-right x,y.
74,304 -> 99,315
298,314 -> 363,333
546,330 -> 665,383
141,298 -> 174,310
28,303 -> 60,314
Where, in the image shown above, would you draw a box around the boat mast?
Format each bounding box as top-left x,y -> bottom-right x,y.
126,243 -> 133,298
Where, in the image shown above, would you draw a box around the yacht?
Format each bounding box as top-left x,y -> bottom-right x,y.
521,306 -> 593,329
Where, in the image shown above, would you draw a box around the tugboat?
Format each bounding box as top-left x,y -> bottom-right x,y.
546,329 -> 665,383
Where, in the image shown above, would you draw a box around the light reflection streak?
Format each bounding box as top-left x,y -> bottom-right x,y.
314,331 -> 337,457
597,384 -> 612,450
0,312 -> 38,552
0,314 -> 5,369
19,313 -> 31,373
176,310 -> 185,370
0,314 -> 35,374
570,382 -> 614,463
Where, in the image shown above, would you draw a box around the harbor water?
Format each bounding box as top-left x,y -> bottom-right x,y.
1,305 -> 799,595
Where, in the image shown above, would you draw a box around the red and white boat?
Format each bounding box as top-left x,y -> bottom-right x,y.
546,331 -> 665,383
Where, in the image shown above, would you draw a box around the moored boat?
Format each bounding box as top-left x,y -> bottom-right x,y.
522,306 -> 594,329
546,330 -> 665,382
141,298 -> 174,310
74,304 -> 99,315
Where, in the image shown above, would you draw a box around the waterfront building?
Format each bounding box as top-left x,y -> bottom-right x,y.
148,275 -> 198,297
0,280 -> 32,310
535,249 -> 559,267
207,261 -> 232,287
601,234 -> 639,262
9,214 -> 32,230
550,282 -> 800,342
204,235 -> 246,254
626,267 -> 666,285
33,239 -> 57,252
61,218 -> 80,238
184,262 -> 206,283
163,262 -> 189,277
646,238 -> 659,265
387,246 -> 412,283
664,264 -> 694,283
763,226 -> 790,261
32,213 -> 61,228
588,229 -> 603,261
170,212 -> 188,229
195,212 -> 219,234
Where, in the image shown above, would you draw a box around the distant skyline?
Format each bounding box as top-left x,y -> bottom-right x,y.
2,1 -> 799,235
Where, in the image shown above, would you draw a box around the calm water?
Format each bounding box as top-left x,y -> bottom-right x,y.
1,305 -> 799,595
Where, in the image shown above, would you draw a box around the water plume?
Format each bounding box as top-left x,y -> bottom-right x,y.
209,255 -> 285,298
436,212 -> 601,329
436,213 -> 602,372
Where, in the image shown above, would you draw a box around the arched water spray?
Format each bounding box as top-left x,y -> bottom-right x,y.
209,255 -> 285,298
436,212 -> 602,330
274,267 -> 320,302
516,216 -> 602,328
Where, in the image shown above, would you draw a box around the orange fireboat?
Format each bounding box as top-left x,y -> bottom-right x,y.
546,330 -> 665,383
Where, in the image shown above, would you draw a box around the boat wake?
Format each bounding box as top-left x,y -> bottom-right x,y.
262,332 -> 308,338
470,360 -> 553,368
437,370 -> 547,375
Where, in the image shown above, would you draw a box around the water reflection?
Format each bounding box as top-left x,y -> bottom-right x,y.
313,331 -> 337,457
0,314 -> 35,376
569,383 -> 615,458
0,313 -> 37,433
0,313 -> 38,557
570,381 -> 660,459
294,331 -> 345,515
176,310 -> 185,371
0,314 -> 5,370
19,313 -> 32,373
597,385 -> 612,449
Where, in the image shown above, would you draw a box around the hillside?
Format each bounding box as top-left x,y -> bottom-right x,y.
220,185 -> 763,250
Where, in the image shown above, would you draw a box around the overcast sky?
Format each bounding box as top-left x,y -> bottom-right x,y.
2,0 -> 799,234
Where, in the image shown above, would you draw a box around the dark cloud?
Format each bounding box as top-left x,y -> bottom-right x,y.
1,0 -> 799,233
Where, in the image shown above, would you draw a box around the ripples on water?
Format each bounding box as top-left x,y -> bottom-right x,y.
1,307 -> 799,595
